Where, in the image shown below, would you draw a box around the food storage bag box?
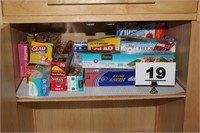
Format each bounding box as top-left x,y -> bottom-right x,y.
116,22 -> 166,38
29,65 -> 50,96
82,52 -> 175,69
87,37 -> 120,51
85,68 -> 135,86
30,41 -> 53,66
50,76 -> 67,91
18,42 -> 29,77
120,36 -> 176,54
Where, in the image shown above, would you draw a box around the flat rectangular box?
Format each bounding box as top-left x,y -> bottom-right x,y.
85,69 -> 135,87
82,52 -> 175,69
116,22 -> 165,38
87,37 -> 120,51
120,36 -> 176,54
18,42 -> 29,77
29,66 -> 50,96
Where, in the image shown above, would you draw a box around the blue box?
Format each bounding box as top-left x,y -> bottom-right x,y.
85,69 -> 135,86
29,65 -> 50,96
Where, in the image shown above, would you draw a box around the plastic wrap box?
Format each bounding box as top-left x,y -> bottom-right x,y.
82,52 -> 175,69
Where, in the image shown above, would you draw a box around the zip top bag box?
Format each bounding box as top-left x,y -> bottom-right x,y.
85,68 -> 135,87
29,65 -> 51,96
82,51 -> 175,69
120,36 -> 176,54
29,33 -> 61,66
116,22 -> 166,38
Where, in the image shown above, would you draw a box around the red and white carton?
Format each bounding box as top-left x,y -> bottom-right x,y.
50,76 -> 67,91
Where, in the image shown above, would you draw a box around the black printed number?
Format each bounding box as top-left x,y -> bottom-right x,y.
146,67 -> 166,79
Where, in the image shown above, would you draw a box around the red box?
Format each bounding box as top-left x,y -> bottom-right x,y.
50,76 -> 67,91
51,58 -> 67,76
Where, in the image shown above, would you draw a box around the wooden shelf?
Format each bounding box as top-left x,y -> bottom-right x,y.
16,78 -> 186,102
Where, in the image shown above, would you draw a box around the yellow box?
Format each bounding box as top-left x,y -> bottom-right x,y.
87,37 -> 120,51
30,41 -> 53,65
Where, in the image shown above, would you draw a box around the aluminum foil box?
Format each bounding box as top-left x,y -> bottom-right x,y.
85,69 -> 135,86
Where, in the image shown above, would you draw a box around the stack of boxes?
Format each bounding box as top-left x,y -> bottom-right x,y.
18,22 -> 176,97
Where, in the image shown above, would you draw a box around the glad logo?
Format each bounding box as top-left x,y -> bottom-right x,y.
32,46 -> 46,52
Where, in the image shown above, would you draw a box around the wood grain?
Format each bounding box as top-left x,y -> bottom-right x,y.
155,98 -> 185,132
34,100 -> 156,132
2,0 -> 197,16
165,22 -> 191,88
47,0 -> 156,4
183,21 -> 200,132
0,24 -> 19,132
2,14 -> 197,24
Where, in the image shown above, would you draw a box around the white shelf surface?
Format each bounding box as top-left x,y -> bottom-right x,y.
17,78 -> 185,99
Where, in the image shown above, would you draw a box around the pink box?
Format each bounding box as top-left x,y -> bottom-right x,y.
18,42 -> 29,77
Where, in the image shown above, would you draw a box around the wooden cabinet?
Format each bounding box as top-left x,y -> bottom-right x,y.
1,0 -> 199,132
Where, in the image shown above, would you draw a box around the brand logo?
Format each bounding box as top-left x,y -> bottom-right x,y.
128,76 -> 135,81
32,46 -> 47,53
101,54 -> 112,60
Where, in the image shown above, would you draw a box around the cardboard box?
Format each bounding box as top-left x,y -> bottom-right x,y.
82,52 -> 175,69
18,42 -> 29,77
51,58 -> 67,76
29,65 -> 50,96
116,22 -> 166,38
121,36 -> 176,54
85,69 -> 135,86
50,76 -> 67,91
87,37 -> 120,51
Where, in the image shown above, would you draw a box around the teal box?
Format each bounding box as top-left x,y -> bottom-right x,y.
82,52 -> 175,69
29,66 -> 50,96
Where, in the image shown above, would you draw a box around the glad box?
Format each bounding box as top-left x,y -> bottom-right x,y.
85,69 -> 135,86
50,76 -> 67,91
82,52 -> 175,69
87,37 -> 120,51
30,41 -> 53,65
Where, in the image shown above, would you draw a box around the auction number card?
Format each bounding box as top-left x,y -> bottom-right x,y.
135,62 -> 176,86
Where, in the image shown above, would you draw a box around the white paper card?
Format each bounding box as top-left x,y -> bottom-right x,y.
136,62 -> 176,86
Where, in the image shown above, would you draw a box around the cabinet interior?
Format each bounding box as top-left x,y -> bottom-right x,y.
10,21 -> 191,132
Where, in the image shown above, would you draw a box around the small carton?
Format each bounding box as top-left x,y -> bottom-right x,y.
87,37 -> 120,51
85,69 -> 135,86
29,65 -> 50,96
18,42 -> 29,77
50,76 -> 67,91
51,58 -> 67,76
67,75 -> 83,92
